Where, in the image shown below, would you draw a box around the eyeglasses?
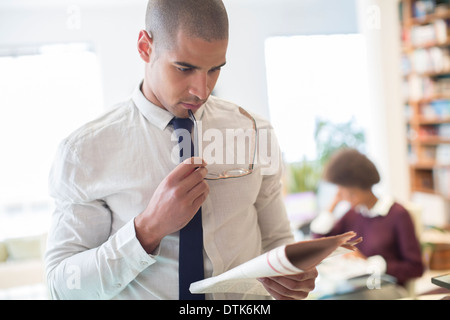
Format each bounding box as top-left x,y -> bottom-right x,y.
188,107 -> 257,180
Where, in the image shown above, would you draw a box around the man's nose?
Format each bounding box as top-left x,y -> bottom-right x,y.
189,72 -> 209,101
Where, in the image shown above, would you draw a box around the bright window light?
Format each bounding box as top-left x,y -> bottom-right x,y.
0,43 -> 104,239
265,34 -> 370,163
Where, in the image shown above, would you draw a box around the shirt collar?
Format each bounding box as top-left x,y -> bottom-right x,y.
355,196 -> 394,218
131,82 -> 206,130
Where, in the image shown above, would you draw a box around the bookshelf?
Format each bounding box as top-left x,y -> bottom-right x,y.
400,0 -> 450,199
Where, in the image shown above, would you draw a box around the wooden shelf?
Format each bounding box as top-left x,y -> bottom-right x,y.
412,186 -> 437,194
417,137 -> 450,144
405,70 -> 450,78
411,162 -> 437,169
416,117 -> 450,125
401,0 -> 450,200
409,96 -> 450,104
411,11 -> 450,25
408,137 -> 450,145
408,118 -> 450,126
410,162 -> 450,169
403,39 -> 450,53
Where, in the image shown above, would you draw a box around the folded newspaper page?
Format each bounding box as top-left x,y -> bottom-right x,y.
190,231 -> 362,295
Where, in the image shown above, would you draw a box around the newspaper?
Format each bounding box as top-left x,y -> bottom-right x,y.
190,231 -> 362,295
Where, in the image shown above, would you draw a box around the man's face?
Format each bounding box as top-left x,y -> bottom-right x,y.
141,29 -> 228,118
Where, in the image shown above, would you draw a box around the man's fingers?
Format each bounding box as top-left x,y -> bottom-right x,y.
188,169 -> 209,195
275,268 -> 319,282
184,167 -> 210,208
182,156 -> 207,166
181,164 -> 209,200
191,186 -> 209,209
258,277 -> 312,300
166,157 -> 209,210
257,268 -> 318,300
169,157 -> 207,182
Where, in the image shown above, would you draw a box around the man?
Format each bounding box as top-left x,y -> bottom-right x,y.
45,0 -> 317,300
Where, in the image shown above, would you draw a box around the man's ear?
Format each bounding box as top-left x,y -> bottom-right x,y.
137,30 -> 153,63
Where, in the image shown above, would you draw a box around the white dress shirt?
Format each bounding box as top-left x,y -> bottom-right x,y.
45,83 -> 294,300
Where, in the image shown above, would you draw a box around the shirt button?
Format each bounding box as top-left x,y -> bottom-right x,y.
114,283 -> 122,288
140,260 -> 148,266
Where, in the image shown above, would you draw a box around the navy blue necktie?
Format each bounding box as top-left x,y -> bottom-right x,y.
172,117 -> 205,300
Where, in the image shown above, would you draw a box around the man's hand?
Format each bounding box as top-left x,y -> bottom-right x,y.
257,268 -> 318,300
135,157 -> 209,253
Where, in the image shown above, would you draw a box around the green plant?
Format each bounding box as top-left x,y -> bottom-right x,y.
286,157 -> 321,193
285,117 -> 366,193
314,117 -> 366,167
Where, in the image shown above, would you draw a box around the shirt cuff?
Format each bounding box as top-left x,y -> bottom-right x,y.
310,211 -> 335,235
112,219 -> 158,269
367,255 -> 387,274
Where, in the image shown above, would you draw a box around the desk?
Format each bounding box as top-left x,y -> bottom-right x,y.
318,275 -> 408,300
309,255 -> 408,300
311,256 -> 450,300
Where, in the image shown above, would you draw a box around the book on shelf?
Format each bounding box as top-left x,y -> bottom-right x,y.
410,19 -> 448,47
412,1 -> 450,20
439,123 -> 450,137
433,166 -> 450,198
401,0 -> 450,201
420,145 -> 437,163
422,99 -> 450,118
410,144 -> 450,166
405,75 -> 450,104
436,144 -> 450,164
407,47 -> 450,75
414,123 -> 450,143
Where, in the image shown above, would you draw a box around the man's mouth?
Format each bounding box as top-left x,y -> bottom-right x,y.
181,101 -> 204,110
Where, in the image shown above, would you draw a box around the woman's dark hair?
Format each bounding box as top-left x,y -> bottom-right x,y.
323,148 -> 380,190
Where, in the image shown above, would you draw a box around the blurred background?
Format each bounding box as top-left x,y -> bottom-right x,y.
0,0 -> 449,299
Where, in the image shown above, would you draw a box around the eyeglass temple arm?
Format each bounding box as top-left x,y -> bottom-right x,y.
238,107 -> 257,171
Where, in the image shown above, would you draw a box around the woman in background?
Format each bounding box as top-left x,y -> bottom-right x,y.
310,148 -> 424,286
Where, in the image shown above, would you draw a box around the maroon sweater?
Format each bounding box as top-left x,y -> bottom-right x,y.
313,202 -> 424,285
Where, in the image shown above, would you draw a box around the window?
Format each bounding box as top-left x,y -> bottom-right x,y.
0,43 -> 104,239
265,34 -> 370,230
265,34 -> 370,164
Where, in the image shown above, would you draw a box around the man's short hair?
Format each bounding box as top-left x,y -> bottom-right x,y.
145,0 -> 229,51
323,148 -> 380,190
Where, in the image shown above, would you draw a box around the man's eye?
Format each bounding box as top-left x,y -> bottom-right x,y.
209,67 -> 221,73
177,67 -> 191,72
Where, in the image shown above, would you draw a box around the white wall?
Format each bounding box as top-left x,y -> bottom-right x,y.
355,0 -> 410,203
0,0 -> 147,109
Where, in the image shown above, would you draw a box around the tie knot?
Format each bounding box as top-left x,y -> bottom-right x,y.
171,117 -> 193,133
